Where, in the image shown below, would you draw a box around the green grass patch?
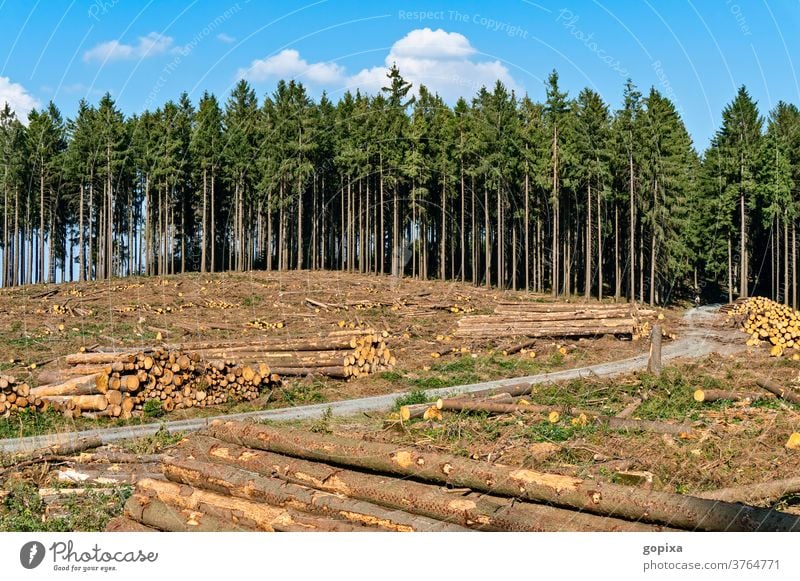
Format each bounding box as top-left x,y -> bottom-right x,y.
526,420 -> 597,442
0,479 -> 131,532
120,426 -> 185,455
242,294 -> 264,307
393,389 -> 431,410
0,409 -> 64,440
280,382 -> 325,405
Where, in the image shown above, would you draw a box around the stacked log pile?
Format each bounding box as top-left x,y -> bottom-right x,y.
0,374 -> 39,415
18,349 -> 279,419
726,296 -> 800,357
171,329 -> 394,379
454,303 -> 656,339
111,421 -> 800,532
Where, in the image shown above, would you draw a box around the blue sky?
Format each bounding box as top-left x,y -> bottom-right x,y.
0,0 -> 799,149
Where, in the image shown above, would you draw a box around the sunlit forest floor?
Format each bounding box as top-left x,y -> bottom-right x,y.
1,271 -> 798,530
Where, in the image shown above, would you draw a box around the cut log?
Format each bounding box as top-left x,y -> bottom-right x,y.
106,516 -> 159,532
106,390 -> 123,406
756,378 -> 800,405
693,389 -> 766,403
135,478 -> 304,532
162,457 -> 468,532
6,436 -> 102,464
40,394 -> 108,412
29,374 -> 103,397
65,352 -> 136,365
178,435 -> 675,532
616,398 -> 642,419
124,493 -> 255,532
695,477 -> 800,504
56,465 -> 164,485
205,421 -> 800,532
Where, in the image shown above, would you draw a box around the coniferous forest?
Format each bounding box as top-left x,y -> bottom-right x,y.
1,65 -> 798,306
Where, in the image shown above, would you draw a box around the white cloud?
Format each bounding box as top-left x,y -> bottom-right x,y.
351,28 -> 521,101
238,28 -> 520,101
217,33 -> 236,44
0,76 -> 40,120
239,49 -> 346,85
83,32 -> 174,62
391,28 -> 475,60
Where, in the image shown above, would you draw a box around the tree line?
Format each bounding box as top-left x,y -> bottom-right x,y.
1,65 -> 798,306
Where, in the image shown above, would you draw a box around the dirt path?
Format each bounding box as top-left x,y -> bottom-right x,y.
0,306 -> 742,453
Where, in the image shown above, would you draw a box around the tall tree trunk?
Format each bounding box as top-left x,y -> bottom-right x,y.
597,184 -> 602,300
297,174 -> 303,270
628,152 -> 635,302
484,184 -> 490,288
794,222 -> 797,310
471,176 -> 476,286
552,127 -> 560,297
107,147 -> 113,279
784,214 -> 789,305
728,235 -> 733,303
585,183 -> 591,299
614,203 -> 620,300
39,164 -> 45,283
201,169 -> 207,273
739,181 -> 747,297
524,166 -> 530,290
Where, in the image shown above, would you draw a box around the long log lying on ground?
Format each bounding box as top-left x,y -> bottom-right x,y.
455,317 -> 637,337
435,398 -> 691,435
30,374 -> 105,397
106,516 -> 159,532
1,437 -> 103,474
397,383 -> 532,421
64,352 -> 137,365
205,421 -> 800,532
693,389 -> 767,403
493,302 -> 656,315
178,435 -> 674,532
125,493 -> 256,532
756,378 -> 800,405
162,457 -> 468,532
695,477 -> 800,504
136,478 -> 314,532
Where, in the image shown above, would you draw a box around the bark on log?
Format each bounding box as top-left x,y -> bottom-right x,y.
136,477 -> 306,532
205,421 -> 800,532
30,374 -> 103,397
756,378 -> 800,405
598,416 -> 692,436
616,398 -> 642,418
693,389 -> 767,403
106,515 -> 159,532
105,516 -> 159,532
125,493 -> 255,531
695,477 -> 800,504
40,394 -> 108,412
8,437 -> 102,463
65,352 -> 137,365
56,465 -> 164,485
162,457 -> 468,532
178,435 -> 674,532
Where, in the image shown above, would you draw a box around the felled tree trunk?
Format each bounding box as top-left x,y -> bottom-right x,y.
124,493 -> 255,532
695,477 -> 800,504
177,435 -> 674,532
162,457 -> 468,532
205,421 -> 800,532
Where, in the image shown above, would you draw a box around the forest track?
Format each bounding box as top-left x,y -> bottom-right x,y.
0,306 -> 741,454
